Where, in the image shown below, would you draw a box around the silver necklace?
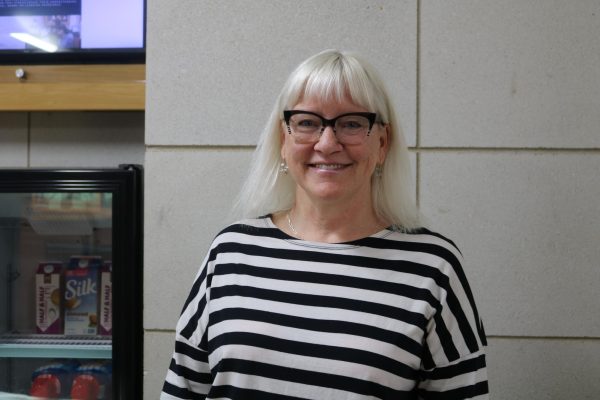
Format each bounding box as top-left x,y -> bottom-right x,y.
287,211 -> 299,236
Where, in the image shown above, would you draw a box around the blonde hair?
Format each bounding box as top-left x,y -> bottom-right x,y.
233,49 -> 421,231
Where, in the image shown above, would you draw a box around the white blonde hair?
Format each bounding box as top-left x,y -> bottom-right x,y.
233,49 -> 421,231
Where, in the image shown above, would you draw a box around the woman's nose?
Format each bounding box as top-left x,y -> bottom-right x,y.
314,125 -> 342,153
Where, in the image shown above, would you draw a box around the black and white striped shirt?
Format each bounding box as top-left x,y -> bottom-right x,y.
161,217 -> 488,399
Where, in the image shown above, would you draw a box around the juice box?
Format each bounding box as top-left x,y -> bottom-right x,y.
35,262 -> 63,334
64,256 -> 102,335
99,261 -> 112,336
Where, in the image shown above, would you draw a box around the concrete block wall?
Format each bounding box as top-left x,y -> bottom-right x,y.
0,112 -> 144,168
144,1 -> 600,399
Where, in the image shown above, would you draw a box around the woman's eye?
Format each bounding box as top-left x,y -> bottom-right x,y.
297,119 -> 318,127
341,120 -> 363,129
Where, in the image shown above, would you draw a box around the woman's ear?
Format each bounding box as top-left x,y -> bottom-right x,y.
379,124 -> 391,164
280,122 -> 287,160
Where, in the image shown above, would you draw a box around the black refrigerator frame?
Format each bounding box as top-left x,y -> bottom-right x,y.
0,164 -> 143,399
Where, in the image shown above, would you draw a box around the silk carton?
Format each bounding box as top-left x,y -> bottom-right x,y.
64,256 -> 102,335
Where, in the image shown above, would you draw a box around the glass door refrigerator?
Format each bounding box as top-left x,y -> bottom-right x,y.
0,165 -> 142,399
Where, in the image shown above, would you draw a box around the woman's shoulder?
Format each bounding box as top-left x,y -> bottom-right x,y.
211,215 -> 282,243
386,225 -> 459,247
380,226 -> 464,261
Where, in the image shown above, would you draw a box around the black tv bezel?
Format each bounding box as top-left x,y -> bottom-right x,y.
0,49 -> 145,65
0,0 -> 146,65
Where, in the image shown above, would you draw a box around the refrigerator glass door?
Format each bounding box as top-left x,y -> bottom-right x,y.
0,192 -> 113,398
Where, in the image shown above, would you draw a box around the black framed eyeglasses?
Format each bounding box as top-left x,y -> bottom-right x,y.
283,110 -> 378,145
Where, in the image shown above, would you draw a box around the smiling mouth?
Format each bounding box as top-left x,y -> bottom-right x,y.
309,163 -> 349,170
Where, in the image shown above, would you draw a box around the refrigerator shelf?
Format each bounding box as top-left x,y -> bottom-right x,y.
0,334 -> 111,359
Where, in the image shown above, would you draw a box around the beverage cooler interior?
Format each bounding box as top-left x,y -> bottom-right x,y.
0,170 -> 140,400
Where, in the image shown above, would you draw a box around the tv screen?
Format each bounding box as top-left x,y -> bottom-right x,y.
0,0 -> 145,64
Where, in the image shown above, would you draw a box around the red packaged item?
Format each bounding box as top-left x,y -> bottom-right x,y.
30,373 -> 61,398
30,360 -> 79,398
70,362 -> 112,400
70,374 -> 101,400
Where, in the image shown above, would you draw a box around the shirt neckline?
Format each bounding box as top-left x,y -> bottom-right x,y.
263,215 -> 394,249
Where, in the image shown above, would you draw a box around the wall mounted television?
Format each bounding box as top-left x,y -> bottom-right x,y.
0,0 -> 145,64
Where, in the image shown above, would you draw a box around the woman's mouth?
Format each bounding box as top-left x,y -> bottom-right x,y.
309,163 -> 349,170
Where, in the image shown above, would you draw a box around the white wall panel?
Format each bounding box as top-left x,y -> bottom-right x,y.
420,0 -> 600,147
144,1 -> 600,398
144,148 -> 253,330
144,331 -> 177,399
29,112 -> 145,167
146,0 -> 417,147
420,152 -> 600,337
487,337 -> 600,400
0,112 -> 28,167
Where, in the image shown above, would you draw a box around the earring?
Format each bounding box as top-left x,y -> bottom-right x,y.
374,164 -> 383,178
279,161 -> 288,175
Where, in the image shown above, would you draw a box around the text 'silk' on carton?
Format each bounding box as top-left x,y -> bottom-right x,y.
36,262 -> 63,334
99,261 -> 112,336
64,256 -> 102,335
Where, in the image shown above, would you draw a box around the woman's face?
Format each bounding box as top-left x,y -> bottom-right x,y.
281,95 -> 390,209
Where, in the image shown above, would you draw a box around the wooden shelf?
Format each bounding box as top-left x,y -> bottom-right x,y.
0,64 -> 145,111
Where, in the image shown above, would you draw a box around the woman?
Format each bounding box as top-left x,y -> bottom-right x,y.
161,50 -> 488,399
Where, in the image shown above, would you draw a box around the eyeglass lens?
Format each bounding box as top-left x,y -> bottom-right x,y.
288,113 -> 371,144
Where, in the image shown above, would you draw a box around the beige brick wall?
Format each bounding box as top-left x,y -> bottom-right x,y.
144,1 -> 600,399
0,112 -> 144,167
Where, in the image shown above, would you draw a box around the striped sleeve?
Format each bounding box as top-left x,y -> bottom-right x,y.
161,254 -> 213,399
416,243 -> 488,399
418,352 -> 488,399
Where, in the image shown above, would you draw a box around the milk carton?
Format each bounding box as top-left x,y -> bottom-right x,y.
35,262 -> 63,334
99,261 -> 112,336
64,256 -> 102,335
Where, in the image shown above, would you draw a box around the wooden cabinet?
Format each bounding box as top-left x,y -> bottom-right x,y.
0,64 -> 145,111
